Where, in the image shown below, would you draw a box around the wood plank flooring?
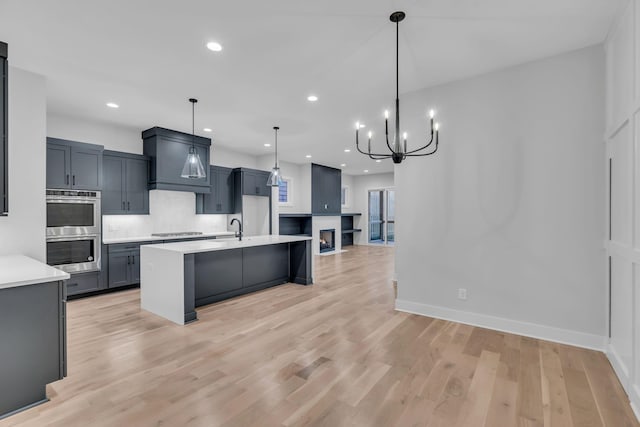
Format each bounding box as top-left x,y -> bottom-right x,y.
1,245 -> 637,426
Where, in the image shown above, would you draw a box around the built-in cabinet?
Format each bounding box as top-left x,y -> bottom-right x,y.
46,138 -> 103,190
65,271 -> 101,297
0,42 -> 7,215
341,214 -> 362,247
236,168 -> 271,197
107,243 -> 143,288
312,163 -> 341,215
102,150 -> 150,215
196,165 -> 235,214
142,127 -> 211,194
0,279 -> 66,418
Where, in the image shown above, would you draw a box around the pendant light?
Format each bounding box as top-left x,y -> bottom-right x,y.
181,98 -> 207,179
267,126 -> 283,187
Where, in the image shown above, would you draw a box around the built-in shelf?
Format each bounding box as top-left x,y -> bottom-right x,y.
279,213 -> 312,218
341,213 -> 362,216
341,229 -> 362,234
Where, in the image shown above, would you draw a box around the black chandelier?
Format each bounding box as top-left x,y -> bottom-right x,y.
356,11 -> 441,164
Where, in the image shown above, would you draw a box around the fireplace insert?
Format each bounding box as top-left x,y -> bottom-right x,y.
319,229 -> 335,253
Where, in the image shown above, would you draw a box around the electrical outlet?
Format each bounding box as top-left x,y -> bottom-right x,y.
457,288 -> 467,300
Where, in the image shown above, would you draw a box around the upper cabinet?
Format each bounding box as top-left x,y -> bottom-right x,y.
142,127 -> 211,194
237,168 -> 271,197
46,138 -> 103,190
0,42 -> 7,215
311,163 -> 341,215
196,165 -> 235,214
102,150 -> 150,215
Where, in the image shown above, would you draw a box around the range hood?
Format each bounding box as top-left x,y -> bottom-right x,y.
142,127 -> 211,194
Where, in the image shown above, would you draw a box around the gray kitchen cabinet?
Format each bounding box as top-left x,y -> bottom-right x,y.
311,163 -> 341,215
0,279 -> 66,418
46,138 -> 103,191
107,243 -> 143,288
196,166 -> 234,214
0,42 -> 7,215
65,271 -> 101,296
102,151 -> 149,215
142,127 -> 211,194
239,168 -> 271,197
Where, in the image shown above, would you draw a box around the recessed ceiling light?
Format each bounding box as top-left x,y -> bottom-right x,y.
344,149 -> 351,153
203,128 -> 212,132
340,164 -> 346,167
376,159 -> 382,163
364,169 -> 369,173
307,95 -> 318,102
306,155 -> 312,158
106,102 -> 119,109
206,41 -> 223,52
359,123 -> 366,129
264,143 -> 271,147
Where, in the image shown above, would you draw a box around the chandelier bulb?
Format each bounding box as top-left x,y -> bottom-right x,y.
355,121 -> 360,130
384,110 -> 389,119
429,109 -> 435,119
368,131 -> 373,139
434,123 -> 440,131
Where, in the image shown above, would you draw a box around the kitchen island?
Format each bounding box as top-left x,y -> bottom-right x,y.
140,235 -> 313,325
0,256 -> 69,419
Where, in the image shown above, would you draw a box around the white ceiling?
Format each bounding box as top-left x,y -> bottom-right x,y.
0,0 -> 623,175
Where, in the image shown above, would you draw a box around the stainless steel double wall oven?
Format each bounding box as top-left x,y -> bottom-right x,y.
46,189 -> 101,273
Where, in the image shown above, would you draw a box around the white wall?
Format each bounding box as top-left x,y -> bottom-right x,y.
0,67 -> 47,261
395,45 -> 606,350
605,0 -> 640,415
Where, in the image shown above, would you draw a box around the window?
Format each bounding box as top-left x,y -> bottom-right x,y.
341,186 -> 349,207
278,177 -> 292,205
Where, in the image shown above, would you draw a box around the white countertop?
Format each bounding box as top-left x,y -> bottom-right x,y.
103,231 -> 237,245
142,235 -> 312,255
0,255 -> 70,290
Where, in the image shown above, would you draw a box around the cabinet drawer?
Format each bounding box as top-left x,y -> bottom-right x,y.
108,242 -> 150,253
66,272 -> 100,296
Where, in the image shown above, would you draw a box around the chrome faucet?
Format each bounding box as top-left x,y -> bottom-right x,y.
230,218 -> 243,241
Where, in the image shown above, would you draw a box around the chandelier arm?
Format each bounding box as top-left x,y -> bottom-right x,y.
405,142 -> 439,157
404,132 -> 434,155
385,126 -> 395,153
356,131 -> 392,158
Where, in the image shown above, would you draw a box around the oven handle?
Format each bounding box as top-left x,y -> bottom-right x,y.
46,234 -> 99,242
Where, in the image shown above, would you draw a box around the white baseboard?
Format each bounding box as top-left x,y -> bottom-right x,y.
395,299 -> 607,351
607,344 -> 640,422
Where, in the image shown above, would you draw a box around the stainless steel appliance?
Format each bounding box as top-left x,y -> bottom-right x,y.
46,190 -> 101,273
46,190 -> 101,237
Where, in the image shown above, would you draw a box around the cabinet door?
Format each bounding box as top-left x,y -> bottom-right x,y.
102,156 -> 125,214
130,250 -> 141,284
46,143 -> 71,189
217,168 -> 234,213
257,171 -> 271,197
198,167 -> 218,213
125,158 -> 149,214
242,171 -> 258,196
108,251 -> 131,288
70,146 -> 102,190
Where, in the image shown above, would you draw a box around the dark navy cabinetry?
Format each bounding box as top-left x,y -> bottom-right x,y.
236,168 -> 271,197
311,163 -> 341,215
46,138 -> 103,190
0,42 -> 7,215
142,127 -> 211,194
107,243 -> 143,288
103,150 -> 150,215
196,165 -> 235,214
0,280 -> 66,418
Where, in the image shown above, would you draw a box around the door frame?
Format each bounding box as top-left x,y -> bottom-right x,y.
366,186 -> 395,246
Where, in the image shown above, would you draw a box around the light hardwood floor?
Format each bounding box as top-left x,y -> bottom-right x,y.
1,245 -> 638,427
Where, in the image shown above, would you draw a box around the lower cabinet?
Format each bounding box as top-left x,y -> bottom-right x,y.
107,243 -> 145,288
66,271 -> 101,296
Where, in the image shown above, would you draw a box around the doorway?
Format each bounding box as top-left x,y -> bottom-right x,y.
368,189 -> 395,245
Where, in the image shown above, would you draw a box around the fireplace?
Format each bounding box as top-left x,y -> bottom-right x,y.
319,229 -> 335,253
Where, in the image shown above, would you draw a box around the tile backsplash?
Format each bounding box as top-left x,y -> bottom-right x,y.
102,190 -> 230,239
